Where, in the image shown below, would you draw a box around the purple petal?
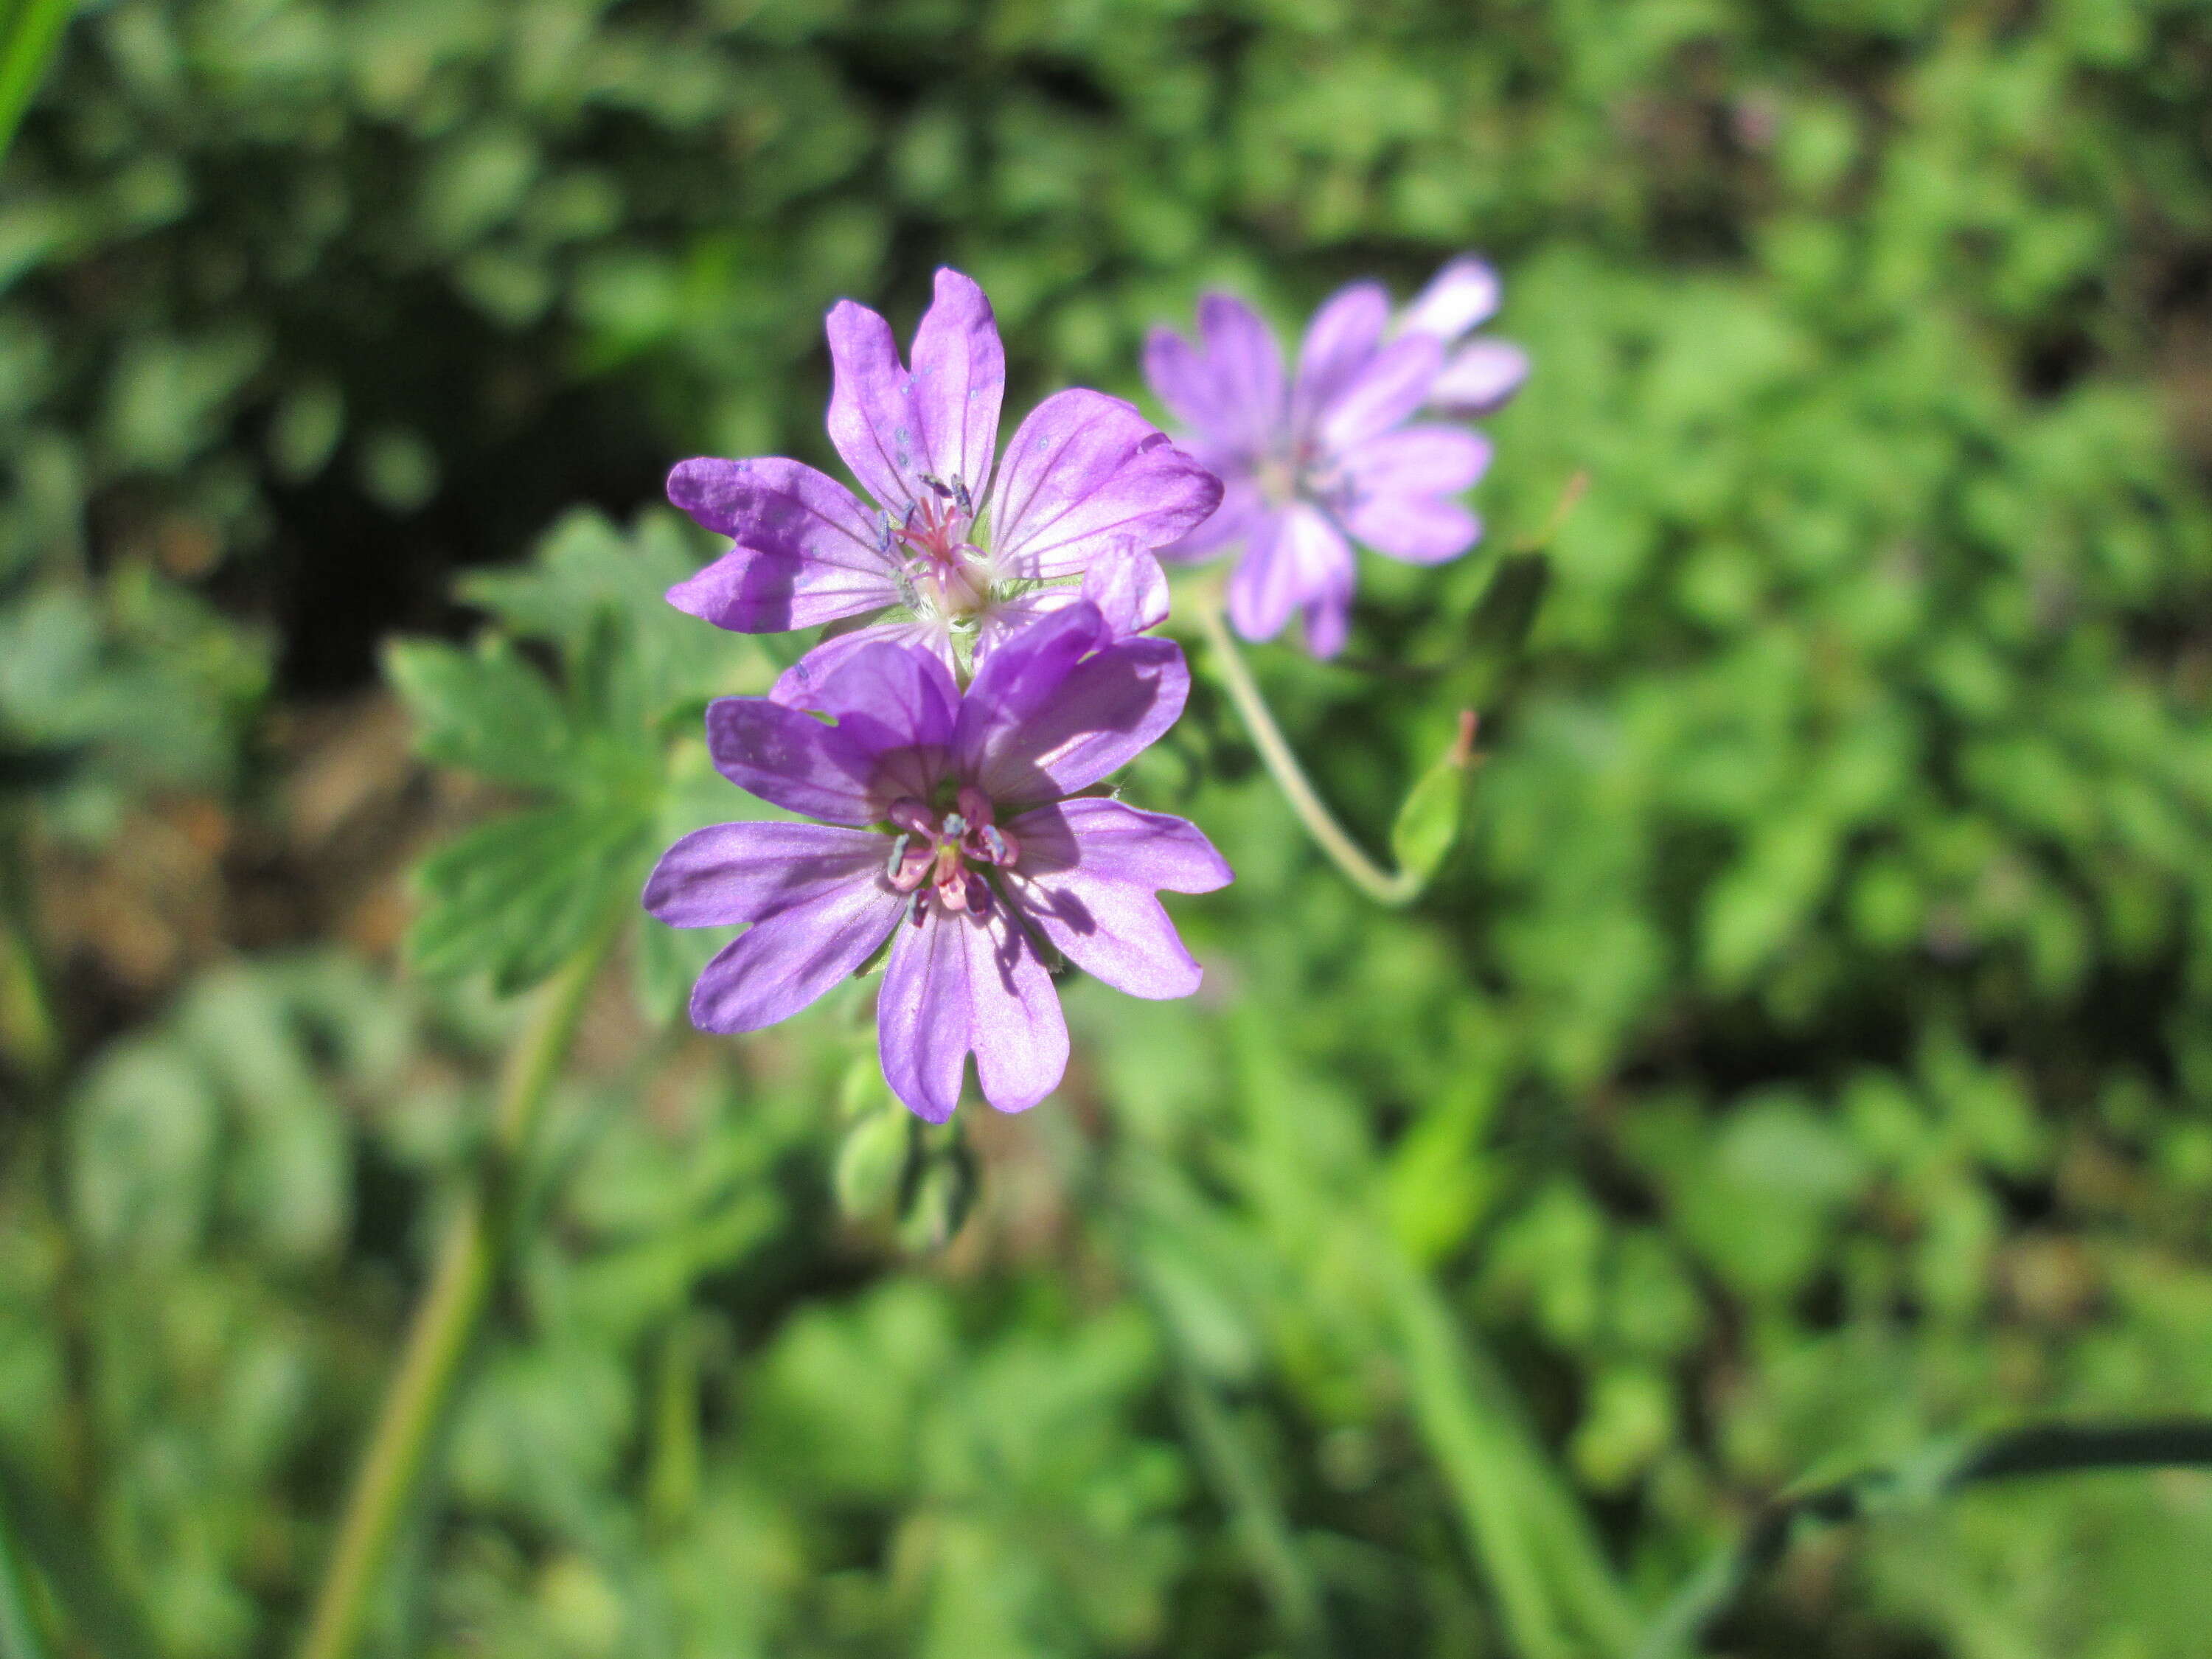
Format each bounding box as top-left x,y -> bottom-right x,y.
1003,799 -> 1228,999
956,602 -> 1190,801
704,697 -> 880,824
1397,257 -> 1501,344
1196,293 -> 1287,451
1226,504 -> 1352,644
789,639 -> 958,804
1161,475 -> 1264,561
1340,425 -> 1493,498
1082,544 -> 1170,638
645,820 -> 888,928
703,642 -> 956,825
1140,296 -> 1286,454
770,619 -> 933,709
877,906 -> 1068,1120
824,299 -> 926,517
967,545 -> 1164,668
972,587 -> 1082,667
1343,493 -> 1482,565
1301,583 -> 1353,658
1010,797 -> 1231,891
688,877 -> 905,1033
987,390 -> 1221,579
666,458 -> 900,631
1430,338 -> 1530,415
1314,333 -> 1444,453
908,268 -> 1004,496
1292,281 -> 1388,431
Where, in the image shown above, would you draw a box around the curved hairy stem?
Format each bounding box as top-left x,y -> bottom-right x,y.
1194,589 -> 1467,908
1633,1419 -> 2212,1659
295,906 -> 624,1659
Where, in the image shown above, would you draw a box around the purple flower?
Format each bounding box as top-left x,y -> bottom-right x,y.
1142,254 -> 1525,658
664,268 -> 1222,705
642,602 -> 1231,1121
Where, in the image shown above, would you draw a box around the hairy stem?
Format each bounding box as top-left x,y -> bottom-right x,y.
1193,591 -> 1428,908
295,909 -> 623,1659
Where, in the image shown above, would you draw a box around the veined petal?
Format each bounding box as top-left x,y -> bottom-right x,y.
825,299 -> 927,517
770,618 -> 955,710
1315,333 -> 1443,453
1195,293 -> 1287,451
688,877 -> 905,1034
1340,425 -> 1493,498
789,639 -> 959,804
967,547 -> 1163,669
1397,256 -> 1501,344
987,390 -> 1221,579
1430,338 -> 1531,415
1144,327 -> 1239,448
878,905 -> 1068,1120
704,696 -> 883,825
1081,543 -> 1171,639
1343,493 -> 1482,565
909,268 -> 1005,497
1004,799 -> 1229,999
666,458 -> 900,631
956,602 -> 1189,801
1292,281 -> 1389,432
1226,504 -> 1350,645
1009,798 -> 1232,893
644,821 -> 886,928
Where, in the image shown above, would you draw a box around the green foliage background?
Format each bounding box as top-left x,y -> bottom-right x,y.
3,0 -> 2211,1654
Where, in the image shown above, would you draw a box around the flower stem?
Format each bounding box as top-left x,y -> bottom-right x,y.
294,907 -> 623,1659
1192,589 -> 1436,908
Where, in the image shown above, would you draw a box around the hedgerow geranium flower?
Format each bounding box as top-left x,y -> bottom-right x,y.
665,268 -> 1221,705
643,602 -> 1231,1121
1142,254 -> 1523,658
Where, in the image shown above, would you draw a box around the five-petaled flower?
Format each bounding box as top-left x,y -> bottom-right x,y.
665,268 -> 1222,706
1143,254 -> 1525,658
643,601 -> 1231,1121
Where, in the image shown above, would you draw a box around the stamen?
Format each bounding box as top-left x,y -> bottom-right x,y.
940,813 -> 967,839
883,832 -> 912,882
981,824 -> 1012,863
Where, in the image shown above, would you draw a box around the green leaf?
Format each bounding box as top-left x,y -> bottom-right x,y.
385,636 -> 572,790
407,800 -> 654,991
1390,720 -> 1478,891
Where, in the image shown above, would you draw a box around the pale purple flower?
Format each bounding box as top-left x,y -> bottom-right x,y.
642,601 -> 1231,1121
665,268 -> 1220,705
1143,254 -> 1524,658
1394,255 -> 1531,417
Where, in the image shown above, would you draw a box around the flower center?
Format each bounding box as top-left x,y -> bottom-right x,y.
1255,443 -> 1346,512
890,474 -> 990,619
883,785 -> 1020,922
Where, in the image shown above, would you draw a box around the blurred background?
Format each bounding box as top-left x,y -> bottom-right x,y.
3,0 -> 2211,1655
